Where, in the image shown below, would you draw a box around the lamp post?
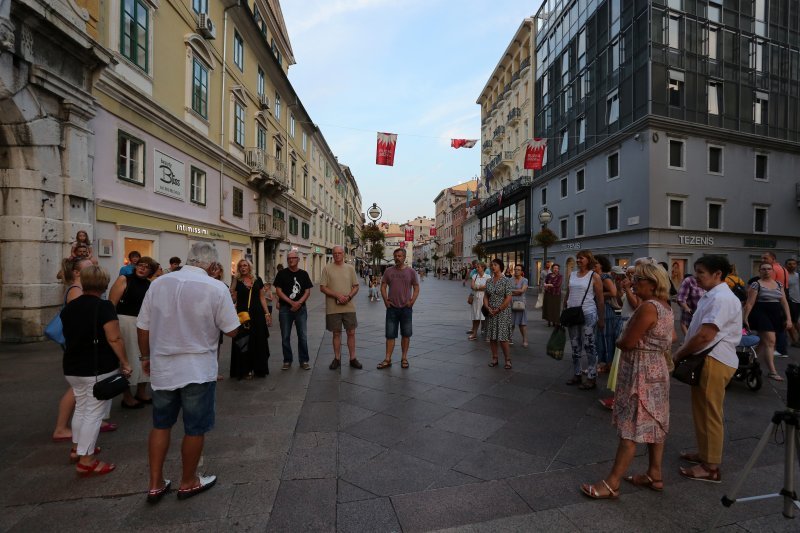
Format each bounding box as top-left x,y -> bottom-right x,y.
367,202 -> 382,223
537,207 -> 553,274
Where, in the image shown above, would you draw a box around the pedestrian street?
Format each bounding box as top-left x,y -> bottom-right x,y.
0,276 -> 796,532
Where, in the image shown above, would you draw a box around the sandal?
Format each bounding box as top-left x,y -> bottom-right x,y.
488,359 -> 499,367
680,463 -> 721,483
624,474 -> 663,492
100,422 -> 118,433
467,335 -> 477,341
679,451 -> 702,464
70,446 -> 100,463
580,479 -> 619,500
768,372 -> 785,382
566,375 -> 582,385
76,460 -> 116,477
504,360 -> 512,370
377,360 -> 392,369
401,360 -> 409,369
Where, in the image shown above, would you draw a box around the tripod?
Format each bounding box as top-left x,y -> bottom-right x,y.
709,409 -> 800,529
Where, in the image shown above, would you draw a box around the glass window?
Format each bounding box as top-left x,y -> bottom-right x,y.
708,145 -> 723,174
754,207 -> 767,233
560,128 -> 568,154
541,187 -> 547,205
233,102 -> 245,146
754,92 -> 768,125
290,115 -> 295,137
257,124 -> 267,150
120,0 -> 149,71
233,31 -> 244,71
275,92 -> 281,119
575,213 -> 585,237
666,15 -> 680,50
561,52 -> 569,86
289,216 -> 298,235
577,116 -> 585,144
708,82 -> 722,115
302,222 -> 310,239
708,203 -> 722,230
607,91 -> 619,124
607,152 -> 619,180
191,58 -> 208,118
233,187 -> 243,218
576,168 -> 585,192
669,198 -> 684,227
257,67 -> 265,96
705,26 -> 718,60
117,132 -> 145,184
668,73 -> 683,107
607,205 -> 619,232
190,167 -> 206,205
610,40 -> 620,72
302,131 -> 307,152
755,154 -> 768,180
560,218 -> 568,239
708,1 -> 721,23
669,139 -> 684,169
560,176 -> 568,198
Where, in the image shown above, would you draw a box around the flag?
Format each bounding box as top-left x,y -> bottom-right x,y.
376,132 -> 398,166
405,228 -> 414,242
430,227 -> 437,237
466,188 -> 473,206
451,139 -> 478,149
524,138 -> 547,170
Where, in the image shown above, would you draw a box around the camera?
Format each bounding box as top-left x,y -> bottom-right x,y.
786,364 -> 800,411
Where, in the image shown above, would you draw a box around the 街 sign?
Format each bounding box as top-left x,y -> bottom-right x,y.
376,132 -> 398,166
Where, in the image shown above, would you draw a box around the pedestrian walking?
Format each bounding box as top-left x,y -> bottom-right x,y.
677,274 -> 705,337
484,258 -> 513,369
786,258 -> 800,347
378,248 -> 419,369
594,255 -> 618,374
229,259 -> 271,379
564,250 -> 605,390
137,243 -> 240,503
762,251 -> 790,356
61,266 -> 132,476
274,251 -> 313,370
580,263 -> 675,499
511,265 -> 529,347
542,263 -> 563,327
467,262 -> 489,340
321,246 -> 362,370
672,255 -> 742,484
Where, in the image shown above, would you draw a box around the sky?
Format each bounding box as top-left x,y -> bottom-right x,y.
281,0 -> 543,224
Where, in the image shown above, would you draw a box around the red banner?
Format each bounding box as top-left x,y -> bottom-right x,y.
430,227 -> 437,237
376,132 -> 398,166
450,139 -> 477,149
404,228 -> 414,242
524,138 -> 547,170
399,241 -> 406,248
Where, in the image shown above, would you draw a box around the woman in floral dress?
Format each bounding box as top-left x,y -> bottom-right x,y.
580,263 -> 675,499
483,258 -> 513,369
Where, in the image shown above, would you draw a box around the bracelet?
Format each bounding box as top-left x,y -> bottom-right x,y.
139,356 -> 150,361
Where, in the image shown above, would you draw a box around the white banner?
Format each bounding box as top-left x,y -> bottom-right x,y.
153,149 -> 185,201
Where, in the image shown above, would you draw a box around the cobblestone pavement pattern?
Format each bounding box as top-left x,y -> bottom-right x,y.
1,277 -> 798,531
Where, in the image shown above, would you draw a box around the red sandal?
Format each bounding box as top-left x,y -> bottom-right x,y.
70,446 -> 100,463
76,460 -> 116,477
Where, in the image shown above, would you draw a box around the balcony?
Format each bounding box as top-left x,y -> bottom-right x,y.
249,212 -> 285,240
507,107 -> 521,126
503,82 -> 511,95
519,56 -> 531,74
501,150 -> 515,166
493,126 -> 506,141
244,148 -> 289,196
511,71 -> 521,88
482,140 -> 493,153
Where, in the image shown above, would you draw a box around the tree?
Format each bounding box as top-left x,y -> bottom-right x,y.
361,223 -> 386,271
370,242 -> 385,269
472,243 -> 487,260
533,227 -> 559,272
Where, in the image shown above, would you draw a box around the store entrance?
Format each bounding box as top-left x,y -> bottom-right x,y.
123,237 -> 155,267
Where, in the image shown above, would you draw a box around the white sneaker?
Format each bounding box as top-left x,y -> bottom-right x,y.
775,351 -> 789,358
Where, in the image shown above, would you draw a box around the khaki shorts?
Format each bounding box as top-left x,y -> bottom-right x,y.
326,312 -> 358,331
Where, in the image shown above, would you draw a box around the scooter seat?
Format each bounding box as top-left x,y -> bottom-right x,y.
739,335 -> 760,348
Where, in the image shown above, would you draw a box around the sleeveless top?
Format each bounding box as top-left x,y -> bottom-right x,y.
751,281 -> 784,303
567,271 -> 597,314
116,274 -> 150,316
633,300 -> 674,352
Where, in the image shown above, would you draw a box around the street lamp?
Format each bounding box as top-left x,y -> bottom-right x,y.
537,207 -> 554,274
367,203 -> 382,223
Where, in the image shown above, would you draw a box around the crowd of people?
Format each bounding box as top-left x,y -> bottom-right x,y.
48,230 -> 799,502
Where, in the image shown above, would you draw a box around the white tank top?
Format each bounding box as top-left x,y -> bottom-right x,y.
567,271 -> 597,314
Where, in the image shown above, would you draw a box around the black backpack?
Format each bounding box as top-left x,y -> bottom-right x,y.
728,275 -> 747,302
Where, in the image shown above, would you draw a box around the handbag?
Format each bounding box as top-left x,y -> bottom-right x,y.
467,293 -> 474,305
535,292 -> 544,309
237,282 -> 254,327
559,272 -> 594,327
673,341 -> 720,386
91,301 -> 129,401
546,326 -> 567,360
44,286 -> 77,348
234,333 -> 250,354
512,300 -> 525,311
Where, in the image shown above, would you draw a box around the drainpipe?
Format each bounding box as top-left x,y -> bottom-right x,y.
219,1 -> 239,226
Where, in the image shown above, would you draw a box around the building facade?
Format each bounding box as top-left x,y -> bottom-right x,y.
531,0 -> 800,281
476,19 -> 536,278
433,181 -> 475,273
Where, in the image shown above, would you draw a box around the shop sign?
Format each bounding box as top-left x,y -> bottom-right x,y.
744,238 -> 776,249
176,223 -> 225,239
154,150 -> 185,201
561,242 -> 582,251
678,234 -> 714,246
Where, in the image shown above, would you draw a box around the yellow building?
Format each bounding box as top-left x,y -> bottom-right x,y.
90,0 -> 358,281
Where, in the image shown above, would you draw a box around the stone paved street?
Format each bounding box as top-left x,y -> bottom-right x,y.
1,277 -> 799,532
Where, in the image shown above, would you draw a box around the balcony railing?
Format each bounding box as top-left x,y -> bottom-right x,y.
249,212 -> 285,239
493,126 -> 506,140
503,82 -> 511,94
519,56 -> 531,73
244,148 -> 288,192
507,107 -> 521,124
482,140 -> 493,152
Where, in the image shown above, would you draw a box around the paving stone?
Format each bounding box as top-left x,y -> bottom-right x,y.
415,386 -> 478,408
282,431 -> 338,480
341,449 -> 446,496
226,480 -> 280,518
392,480 -> 531,532
337,479 -> 377,503
296,401 -> 339,432
432,410 -> 506,440
337,402 -> 377,430
267,478 -> 336,532
380,397 -> 454,423
337,497 -> 401,533
430,508 -> 578,533
453,443 -> 550,480
458,393 -> 528,420
337,432 -> 387,477
341,413 -> 418,448
392,426 -> 484,468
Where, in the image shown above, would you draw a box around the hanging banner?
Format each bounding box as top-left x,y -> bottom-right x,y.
376,132 -> 398,166
450,139 -> 478,149
430,227 -> 437,237
405,228 -> 414,242
525,138 -> 547,170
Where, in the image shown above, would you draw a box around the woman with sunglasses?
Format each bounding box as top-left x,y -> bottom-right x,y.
743,262 -> 793,381
580,263 -> 675,499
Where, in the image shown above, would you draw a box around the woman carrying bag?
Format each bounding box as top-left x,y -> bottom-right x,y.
230,259 -> 272,379
467,262 -> 490,340
563,250 -> 605,390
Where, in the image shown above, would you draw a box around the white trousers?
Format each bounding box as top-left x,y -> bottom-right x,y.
65,371 -> 115,456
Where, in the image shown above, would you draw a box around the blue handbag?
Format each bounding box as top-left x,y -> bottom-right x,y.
44,286 -> 77,348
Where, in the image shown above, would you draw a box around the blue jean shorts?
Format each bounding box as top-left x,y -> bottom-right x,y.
152,382 -> 216,436
385,306 -> 413,339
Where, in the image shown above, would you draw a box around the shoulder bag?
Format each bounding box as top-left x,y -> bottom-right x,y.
673,341 -> 721,386
44,286 -> 78,348
92,301 -> 129,401
237,282 -> 254,327
559,272 -> 594,327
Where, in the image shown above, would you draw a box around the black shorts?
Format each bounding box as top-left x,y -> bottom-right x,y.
789,301 -> 800,324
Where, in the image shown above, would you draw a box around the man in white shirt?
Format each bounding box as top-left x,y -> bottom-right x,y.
673,255 -> 742,484
137,243 -> 240,503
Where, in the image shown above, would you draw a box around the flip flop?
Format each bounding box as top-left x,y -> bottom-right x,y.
377,360 -> 392,369
76,460 -> 115,477
624,474 -> 663,492
768,372 -> 785,382
401,360 -> 409,369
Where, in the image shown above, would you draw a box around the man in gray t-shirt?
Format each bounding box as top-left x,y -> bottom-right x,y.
786,258 -> 800,346
377,248 -> 419,370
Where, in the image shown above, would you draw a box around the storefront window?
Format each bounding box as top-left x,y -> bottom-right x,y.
231,248 -> 244,277
124,237 -> 154,265
670,259 -> 687,289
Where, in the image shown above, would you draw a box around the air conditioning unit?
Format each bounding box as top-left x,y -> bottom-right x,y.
197,14 -> 216,39
259,93 -> 270,110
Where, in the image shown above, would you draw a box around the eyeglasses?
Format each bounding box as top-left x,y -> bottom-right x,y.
632,275 -> 650,283
759,267 -> 772,271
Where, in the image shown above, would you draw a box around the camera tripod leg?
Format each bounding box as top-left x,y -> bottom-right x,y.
781,426 -> 800,518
